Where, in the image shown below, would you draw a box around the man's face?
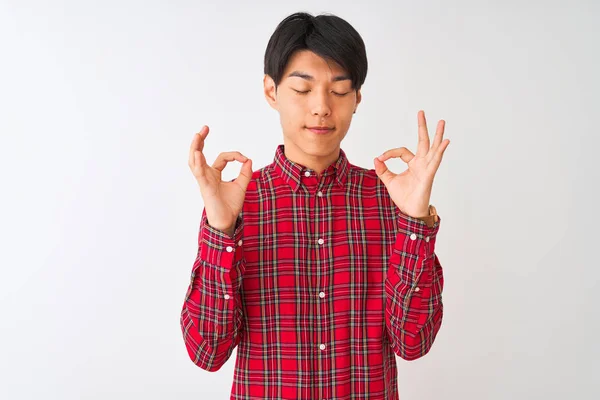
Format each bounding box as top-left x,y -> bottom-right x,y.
264,50 -> 361,159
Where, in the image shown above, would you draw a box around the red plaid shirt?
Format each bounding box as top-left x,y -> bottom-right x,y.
181,144 -> 444,399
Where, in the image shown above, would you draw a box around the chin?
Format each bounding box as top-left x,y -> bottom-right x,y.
302,140 -> 340,155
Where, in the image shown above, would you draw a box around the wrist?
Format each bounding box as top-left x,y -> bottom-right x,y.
206,218 -> 236,237
403,208 -> 430,219
223,225 -> 235,237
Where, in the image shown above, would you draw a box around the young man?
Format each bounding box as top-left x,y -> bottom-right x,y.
181,11 -> 450,400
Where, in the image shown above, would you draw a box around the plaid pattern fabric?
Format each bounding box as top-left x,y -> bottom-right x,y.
181,144 -> 444,399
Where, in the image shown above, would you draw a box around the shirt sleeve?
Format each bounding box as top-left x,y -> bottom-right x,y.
180,207 -> 246,372
384,208 -> 444,361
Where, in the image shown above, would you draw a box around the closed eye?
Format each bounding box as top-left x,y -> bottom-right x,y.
293,89 -> 350,96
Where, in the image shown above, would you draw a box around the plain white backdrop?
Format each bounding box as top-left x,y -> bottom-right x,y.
1,0 -> 598,399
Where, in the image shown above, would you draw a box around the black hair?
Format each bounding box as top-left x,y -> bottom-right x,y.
263,12 -> 368,92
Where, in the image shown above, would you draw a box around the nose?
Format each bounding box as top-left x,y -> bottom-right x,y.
310,91 -> 331,119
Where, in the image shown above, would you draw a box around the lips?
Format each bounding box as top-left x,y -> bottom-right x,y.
307,126 -> 334,134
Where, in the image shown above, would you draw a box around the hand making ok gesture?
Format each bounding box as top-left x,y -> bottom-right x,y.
189,125 -> 253,234
373,110 -> 450,218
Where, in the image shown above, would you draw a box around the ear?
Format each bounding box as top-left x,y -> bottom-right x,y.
263,74 -> 278,110
355,88 -> 362,112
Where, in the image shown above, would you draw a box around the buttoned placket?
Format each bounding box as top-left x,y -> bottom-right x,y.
316,189 -> 327,350
303,168 -> 332,400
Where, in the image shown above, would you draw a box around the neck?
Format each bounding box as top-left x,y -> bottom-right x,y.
283,140 -> 340,178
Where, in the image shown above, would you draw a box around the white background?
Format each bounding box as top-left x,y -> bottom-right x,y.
1,0 -> 598,399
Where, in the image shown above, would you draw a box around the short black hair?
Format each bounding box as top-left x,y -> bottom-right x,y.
264,12 -> 368,92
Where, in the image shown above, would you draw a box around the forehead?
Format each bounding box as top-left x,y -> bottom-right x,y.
282,50 -> 349,81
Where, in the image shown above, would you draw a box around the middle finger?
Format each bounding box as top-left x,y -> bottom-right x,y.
189,126 -> 209,167
416,110 -> 430,158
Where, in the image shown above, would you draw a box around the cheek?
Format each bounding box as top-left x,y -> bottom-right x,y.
289,96 -> 308,112
281,101 -> 306,121
278,107 -> 303,130
336,104 -> 354,120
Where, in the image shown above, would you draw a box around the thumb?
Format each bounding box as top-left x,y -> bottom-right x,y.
235,159 -> 253,190
373,157 -> 395,186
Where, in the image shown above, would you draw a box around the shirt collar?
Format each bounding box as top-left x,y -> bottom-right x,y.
272,144 -> 349,193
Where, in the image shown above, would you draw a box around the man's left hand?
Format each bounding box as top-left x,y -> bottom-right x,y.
374,110 -> 450,218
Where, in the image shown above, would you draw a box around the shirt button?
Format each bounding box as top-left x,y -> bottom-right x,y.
225,246 -> 233,252
304,171 -> 311,177
319,344 -> 326,350
317,191 -> 323,197
319,292 -> 325,298
238,239 -> 243,246
317,238 -> 324,245
410,233 -> 417,241
224,294 -> 231,299
414,287 -> 420,292
425,236 -> 430,242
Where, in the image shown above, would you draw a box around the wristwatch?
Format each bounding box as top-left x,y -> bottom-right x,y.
416,204 -> 438,228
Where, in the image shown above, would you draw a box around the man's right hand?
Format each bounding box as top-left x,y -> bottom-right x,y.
188,125 -> 253,234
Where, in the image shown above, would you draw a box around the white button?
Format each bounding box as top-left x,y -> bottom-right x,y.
238,239 -> 243,246
319,292 -> 325,298
319,344 -> 326,350
317,191 -> 323,197
318,238 -> 324,245
225,246 -> 233,252
414,287 -> 420,292
304,171 -> 311,177
425,236 -> 430,242
410,233 -> 417,240
224,294 -> 231,299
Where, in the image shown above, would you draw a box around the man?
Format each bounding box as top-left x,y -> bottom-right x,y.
181,11 -> 450,400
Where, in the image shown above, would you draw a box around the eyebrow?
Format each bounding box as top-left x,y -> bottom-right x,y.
286,70 -> 351,82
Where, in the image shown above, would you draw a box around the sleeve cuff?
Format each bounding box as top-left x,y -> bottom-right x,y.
395,207 -> 441,257
198,209 -> 244,268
